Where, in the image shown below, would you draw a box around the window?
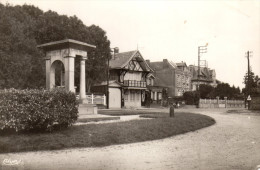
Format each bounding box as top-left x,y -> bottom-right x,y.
120,74 -> 124,82
158,93 -> 162,100
147,78 -> 151,85
151,79 -> 154,86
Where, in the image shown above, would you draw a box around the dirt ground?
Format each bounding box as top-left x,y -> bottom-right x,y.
1,108 -> 260,170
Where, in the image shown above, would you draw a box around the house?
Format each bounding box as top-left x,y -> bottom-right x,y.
175,62 -> 192,96
92,50 -> 153,108
188,65 -> 217,91
147,59 -> 192,97
146,72 -> 167,104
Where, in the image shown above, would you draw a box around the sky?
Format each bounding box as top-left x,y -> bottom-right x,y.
1,0 -> 260,89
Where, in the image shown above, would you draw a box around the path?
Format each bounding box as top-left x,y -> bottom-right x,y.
0,108 -> 260,170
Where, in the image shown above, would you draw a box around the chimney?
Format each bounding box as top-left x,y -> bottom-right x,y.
111,47 -> 119,60
146,60 -> 150,65
163,59 -> 168,68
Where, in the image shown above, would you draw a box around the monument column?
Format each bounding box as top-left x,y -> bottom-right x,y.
60,70 -> 65,86
79,56 -> 87,100
45,58 -> 51,90
64,56 -> 75,92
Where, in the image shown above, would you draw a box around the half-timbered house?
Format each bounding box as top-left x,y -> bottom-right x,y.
92,50 -> 153,108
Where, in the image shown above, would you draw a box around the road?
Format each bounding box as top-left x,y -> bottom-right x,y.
1,108 -> 260,170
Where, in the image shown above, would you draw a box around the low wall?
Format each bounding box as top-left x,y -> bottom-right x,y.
199,98 -> 244,108
250,96 -> 260,110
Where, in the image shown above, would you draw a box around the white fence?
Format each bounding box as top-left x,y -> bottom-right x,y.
77,94 -> 106,105
86,94 -> 106,105
199,98 -> 244,108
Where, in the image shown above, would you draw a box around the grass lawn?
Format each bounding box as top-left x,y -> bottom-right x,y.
0,112 -> 215,153
226,109 -> 260,115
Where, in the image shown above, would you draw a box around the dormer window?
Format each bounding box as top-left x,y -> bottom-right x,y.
147,78 -> 151,85
150,78 -> 154,86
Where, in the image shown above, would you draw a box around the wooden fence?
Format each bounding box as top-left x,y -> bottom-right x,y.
199,97 -> 244,108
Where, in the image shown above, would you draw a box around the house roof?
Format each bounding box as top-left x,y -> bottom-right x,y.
148,60 -> 177,71
109,50 -> 153,72
110,51 -> 136,68
189,65 -> 214,82
169,61 -> 178,69
176,62 -> 187,67
149,62 -> 164,71
153,75 -> 169,87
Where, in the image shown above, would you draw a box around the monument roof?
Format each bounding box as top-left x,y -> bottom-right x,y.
37,39 -> 96,52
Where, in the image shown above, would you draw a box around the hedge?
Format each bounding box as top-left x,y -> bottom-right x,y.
0,88 -> 78,133
183,91 -> 200,105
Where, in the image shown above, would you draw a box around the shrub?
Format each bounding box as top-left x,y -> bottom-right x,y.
0,88 -> 78,133
183,91 -> 200,105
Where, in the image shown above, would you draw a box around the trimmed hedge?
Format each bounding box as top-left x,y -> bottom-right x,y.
0,88 -> 78,133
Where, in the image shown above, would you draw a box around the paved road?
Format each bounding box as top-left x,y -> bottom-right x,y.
1,108 -> 260,170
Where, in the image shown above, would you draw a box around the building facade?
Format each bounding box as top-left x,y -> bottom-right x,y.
188,65 -> 217,91
147,59 -> 192,97
146,73 -> 166,104
175,62 -> 192,96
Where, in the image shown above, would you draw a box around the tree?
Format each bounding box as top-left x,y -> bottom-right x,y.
195,83 -> 242,100
85,25 -> 111,92
199,84 -> 214,99
242,69 -> 258,95
0,3 -> 111,90
183,91 -> 200,105
0,4 -> 44,89
242,70 -> 259,96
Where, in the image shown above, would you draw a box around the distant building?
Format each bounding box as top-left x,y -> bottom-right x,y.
175,62 -> 193,96
147,59 -> 192,97
188,65 -> 217,91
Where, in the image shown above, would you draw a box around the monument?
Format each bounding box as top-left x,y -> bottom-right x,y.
37,39 -> 96,105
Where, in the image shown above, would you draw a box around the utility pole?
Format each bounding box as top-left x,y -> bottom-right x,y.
246,51 -> 252,95
106,52 -> 110,109
106,47 -> 118,109
247,51 -> 250,95
245,51 -> 252,108
197,44 -> 207,90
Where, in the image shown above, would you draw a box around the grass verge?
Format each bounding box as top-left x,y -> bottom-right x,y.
226,109 -> 260,115
77,117 -> 120,123
0,112 -> 215,153
98,109 -> 157,116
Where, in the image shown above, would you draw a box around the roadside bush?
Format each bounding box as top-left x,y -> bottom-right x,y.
0,88 -> 78,133
183,91 -> 200,105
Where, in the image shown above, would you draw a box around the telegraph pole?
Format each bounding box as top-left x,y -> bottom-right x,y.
107,52 -> 110,109
245,51 -> 252,108
197,44 -> 207,90
246,51 -> 251,95
106,47 -> 118,109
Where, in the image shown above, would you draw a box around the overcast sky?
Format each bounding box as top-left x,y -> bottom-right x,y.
2,0 -> 260,89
